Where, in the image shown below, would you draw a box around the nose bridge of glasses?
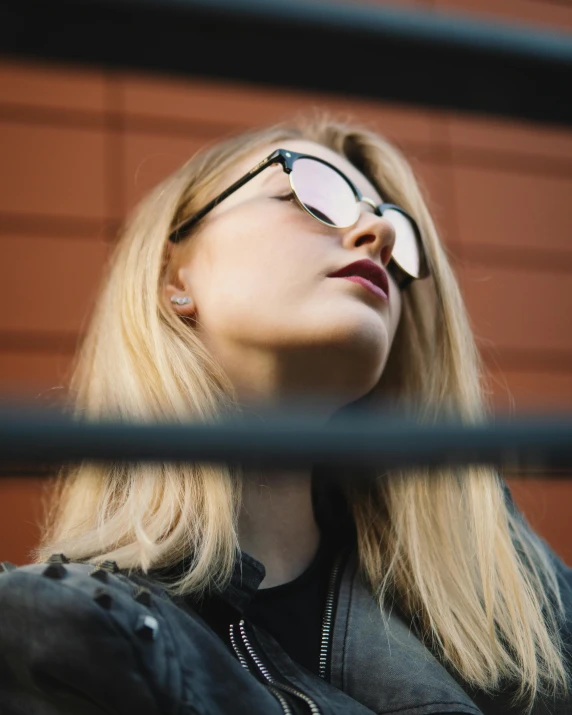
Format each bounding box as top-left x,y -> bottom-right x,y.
358,195 -> 380,213
354,195 -> 397,260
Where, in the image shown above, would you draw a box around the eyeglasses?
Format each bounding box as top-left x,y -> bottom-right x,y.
169,149 -> 429,287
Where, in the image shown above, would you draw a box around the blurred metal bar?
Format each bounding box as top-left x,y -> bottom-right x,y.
0,406 -> 571,474
0,0 -> 571,125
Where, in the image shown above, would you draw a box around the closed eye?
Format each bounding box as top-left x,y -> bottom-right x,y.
273,192 -> 297,203
274,192 -> 334,225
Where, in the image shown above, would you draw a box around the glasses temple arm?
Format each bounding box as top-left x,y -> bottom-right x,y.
169,150 -> 284,242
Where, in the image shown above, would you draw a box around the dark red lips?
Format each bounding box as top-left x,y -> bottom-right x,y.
328,259 -> 389,297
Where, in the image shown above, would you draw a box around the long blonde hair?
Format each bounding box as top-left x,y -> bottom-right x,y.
36,113 -> 568,709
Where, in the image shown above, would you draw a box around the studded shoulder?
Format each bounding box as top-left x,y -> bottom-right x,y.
0,556 -> 170,715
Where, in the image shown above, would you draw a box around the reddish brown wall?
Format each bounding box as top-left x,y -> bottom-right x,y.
1,0 -> 571,566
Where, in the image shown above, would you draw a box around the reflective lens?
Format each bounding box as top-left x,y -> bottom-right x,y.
290,158 -> 358,227
381,207 -> 424,279
289,156 -> 426,280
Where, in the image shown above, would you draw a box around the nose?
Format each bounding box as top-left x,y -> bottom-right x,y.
341,205 -> 397,268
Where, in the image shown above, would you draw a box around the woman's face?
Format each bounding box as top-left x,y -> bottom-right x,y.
165,139 -> 403,413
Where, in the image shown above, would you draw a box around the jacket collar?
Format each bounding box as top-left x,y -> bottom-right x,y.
223,550 -> 266,613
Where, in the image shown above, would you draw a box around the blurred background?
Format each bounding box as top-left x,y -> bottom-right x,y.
0,0 -> 571,565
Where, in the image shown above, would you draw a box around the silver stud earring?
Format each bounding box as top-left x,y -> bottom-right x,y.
171,296 -> 191,306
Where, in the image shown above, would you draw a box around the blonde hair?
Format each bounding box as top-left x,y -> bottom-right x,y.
36,113 -> 568,709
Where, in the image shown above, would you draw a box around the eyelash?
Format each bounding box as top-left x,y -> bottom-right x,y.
274,192 -> 297,203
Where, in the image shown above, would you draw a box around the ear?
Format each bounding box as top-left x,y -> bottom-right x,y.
163,269 -> 197,318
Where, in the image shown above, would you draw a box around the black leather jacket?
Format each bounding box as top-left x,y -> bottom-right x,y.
0,484 -> 571,715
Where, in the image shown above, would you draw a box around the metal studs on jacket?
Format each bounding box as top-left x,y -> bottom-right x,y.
133,586 -> 152,606
47,553 -> 70,564
93,587 -> 113,610
135,614 -> 159,641
90,567 -> 110,583
42,563 -> 67,579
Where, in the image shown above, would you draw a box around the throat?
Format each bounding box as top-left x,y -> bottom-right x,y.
238,469 -> 321,589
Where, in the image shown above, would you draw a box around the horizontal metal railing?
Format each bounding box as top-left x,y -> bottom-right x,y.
0,0 -> 571,124
1,405 -> 571,476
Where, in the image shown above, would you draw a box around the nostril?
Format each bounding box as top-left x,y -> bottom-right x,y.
355,233 -> 376,248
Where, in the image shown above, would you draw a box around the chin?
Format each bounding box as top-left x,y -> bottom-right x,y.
329,316 -> 390,353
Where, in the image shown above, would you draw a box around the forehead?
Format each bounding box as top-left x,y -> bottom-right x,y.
230,139 -> 383,202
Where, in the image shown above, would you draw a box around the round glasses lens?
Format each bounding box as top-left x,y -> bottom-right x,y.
290,158 -> 358,227
383,208 -> 423,279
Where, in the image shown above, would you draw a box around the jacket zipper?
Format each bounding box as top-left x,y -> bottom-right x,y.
229,622 -> 294,714
227,548 -> 347,712
229,620 -> 321,715
318,550 -> 345,679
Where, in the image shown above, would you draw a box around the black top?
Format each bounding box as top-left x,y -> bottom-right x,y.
245,538 -> 337,676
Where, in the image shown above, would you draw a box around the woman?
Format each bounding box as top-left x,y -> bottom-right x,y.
0,114 -> 570,715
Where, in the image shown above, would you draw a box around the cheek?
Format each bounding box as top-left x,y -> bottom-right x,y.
193,221 -> 319,326
387,275 -> 403,342
206,218 -> 321,296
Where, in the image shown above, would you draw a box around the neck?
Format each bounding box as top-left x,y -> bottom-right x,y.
238,467 -> 321,589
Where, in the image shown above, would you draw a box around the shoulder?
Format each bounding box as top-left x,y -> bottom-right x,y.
503,481 -> 572,621
0,557 -> 174,715
0,555 -> 166,642
0,557 -> 285,715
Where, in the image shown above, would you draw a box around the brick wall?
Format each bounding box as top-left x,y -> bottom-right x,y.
1,0 -> 571,565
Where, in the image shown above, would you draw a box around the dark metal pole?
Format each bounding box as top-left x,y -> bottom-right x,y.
0,0 -> 571,125
0,406 -> 571,474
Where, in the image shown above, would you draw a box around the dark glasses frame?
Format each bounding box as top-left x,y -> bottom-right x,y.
168,148 -> 429,285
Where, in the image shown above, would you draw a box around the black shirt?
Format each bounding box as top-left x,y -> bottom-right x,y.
185,473 -> 355,676
245,538 -> 337,676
